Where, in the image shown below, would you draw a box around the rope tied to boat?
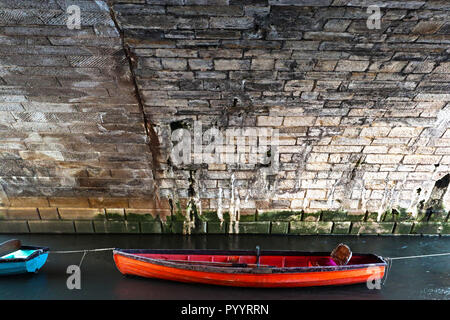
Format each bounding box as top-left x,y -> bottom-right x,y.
382,251 -> 450,286
50,248 -> 115,268
50,248 -> 115,254
388,252 -> 450,260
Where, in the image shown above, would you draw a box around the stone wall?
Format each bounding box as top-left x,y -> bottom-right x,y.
0,0 -> 449,234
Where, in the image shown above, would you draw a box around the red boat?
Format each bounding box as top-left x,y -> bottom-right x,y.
113,247 -> 387,288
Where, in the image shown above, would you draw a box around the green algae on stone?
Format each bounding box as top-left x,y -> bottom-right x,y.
198,210 -> 230,222
237,221 -> 270,234
320,210 -> 350,222
332,221 -> 351,234
426,204 -> 448,222
105,212 -> 125,221
320,210 -> 366,222
257,210 -> 303,221
140,221 -> 162,234
441,222 -> 450,235
366,211 -> 385,222
411,222 -> 443,235
393,222 -> 413,235
126,212 -> 157,221
270,221 -> 289,234
384,208 -> 414,222
191,221 -> 207,234
289,221 -> 333,235
94,213 -> 107,220
302,211 -> 321,222
207,222 -> 226,234
350,222 -> 395,235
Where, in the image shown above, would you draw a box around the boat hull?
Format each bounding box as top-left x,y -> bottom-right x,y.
0,246 -> 49,276
113,249 -> 386,288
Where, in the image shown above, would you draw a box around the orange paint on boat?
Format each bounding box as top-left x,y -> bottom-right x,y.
113,249 -> 386,288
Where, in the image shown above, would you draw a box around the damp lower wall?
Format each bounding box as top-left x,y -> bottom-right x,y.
0,0 -> 449,235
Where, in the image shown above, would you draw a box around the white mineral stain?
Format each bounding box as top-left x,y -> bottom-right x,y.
225,173 -> 242,234
216,187 -> 224,226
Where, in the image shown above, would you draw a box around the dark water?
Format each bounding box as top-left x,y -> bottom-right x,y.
0,234 -> 449,300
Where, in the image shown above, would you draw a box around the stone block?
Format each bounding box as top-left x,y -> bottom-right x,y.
332,222 -> 351,234
350,222 -> 395,235
141,221 -> 162,233
58,208 -> 105,220
28,221 -> 75,233
210,17 -> 254,29
214,59 -> 251,70
289,221 -> 333,235
335,60 -> 369,72
38,208 -> 60,220
394,222 -> 413,234
93,221 -> 140,233
411,222 -> 443,235
125,209 -> 158,221
9,197 -> 49,207
0,208 -> 40,220
270,221 -> 289,234
0,221 -> 29,233
257,210 -> 303,221
441,223 -> 450,235
74,221 -> 95,233
237,222 -> 270,234
49,197 -> 90,208
207,222 -> 226,234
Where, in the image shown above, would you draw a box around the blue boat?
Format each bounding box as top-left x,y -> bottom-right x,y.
0,239 -> 49,276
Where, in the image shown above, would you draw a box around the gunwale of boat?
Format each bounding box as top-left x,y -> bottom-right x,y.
113,248 -> 387,274
0,246 -> 49,263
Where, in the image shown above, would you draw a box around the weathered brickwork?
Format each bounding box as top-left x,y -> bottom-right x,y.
0,0 -> 155,205
0,0 -> 449,234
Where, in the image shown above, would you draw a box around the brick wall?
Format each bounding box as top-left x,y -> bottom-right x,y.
0,0 -> 449,234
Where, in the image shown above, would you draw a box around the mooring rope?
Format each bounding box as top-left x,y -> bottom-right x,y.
49,248 -> 115,269
382,252 -> 450,285
388,252 -> 450,260
50,249 -> 450,259
50,248 -> 115,254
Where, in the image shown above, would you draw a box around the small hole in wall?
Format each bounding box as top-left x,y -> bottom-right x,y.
416,188 -> 422,195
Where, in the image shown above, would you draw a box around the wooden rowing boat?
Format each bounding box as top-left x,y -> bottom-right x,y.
113,247 -> 387,288
0,239 -> 49,276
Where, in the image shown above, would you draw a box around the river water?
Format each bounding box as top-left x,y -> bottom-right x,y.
0,234 -> 448,300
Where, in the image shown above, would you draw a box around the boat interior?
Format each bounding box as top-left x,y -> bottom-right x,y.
0,250 -> 38,260
131,252 -> 383,268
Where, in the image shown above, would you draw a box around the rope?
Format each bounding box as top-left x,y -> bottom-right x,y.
382,257 -> 393,286
50,248 -> 115,254
382,252 -> 450,286
388,252 -> 450,260
50,248 -> 115,270
78,250 -> 87,268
